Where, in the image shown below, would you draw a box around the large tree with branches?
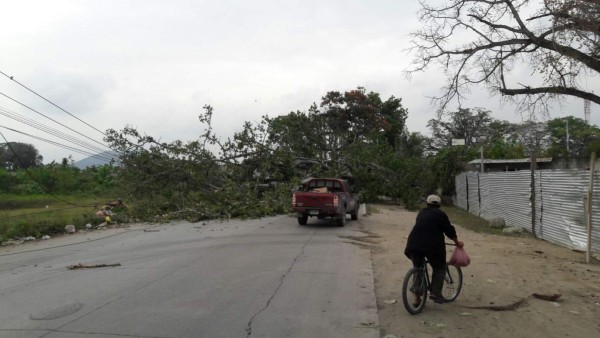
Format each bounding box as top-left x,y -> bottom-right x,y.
409,0 -> 600,113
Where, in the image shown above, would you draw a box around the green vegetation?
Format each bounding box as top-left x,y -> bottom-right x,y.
0,194 -> 116,242
0,160 -> 123,242
443,206 -> 532,238
443,207 -> 496,233
2,87 -> 598,243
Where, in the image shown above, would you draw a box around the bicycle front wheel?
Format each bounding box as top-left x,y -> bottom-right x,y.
402,268 -> 428,315
441,265 -> 462,302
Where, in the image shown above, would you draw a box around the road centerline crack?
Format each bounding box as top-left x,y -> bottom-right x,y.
245,229 -> 317,337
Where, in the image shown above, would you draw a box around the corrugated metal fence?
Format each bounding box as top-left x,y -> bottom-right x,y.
454,169 -> 599,254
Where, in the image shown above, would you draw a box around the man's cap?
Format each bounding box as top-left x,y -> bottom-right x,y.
426,194 -> 441,205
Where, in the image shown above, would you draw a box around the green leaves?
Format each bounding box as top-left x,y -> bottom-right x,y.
99,87 -> 428,218
546,116 -> 600,158
0,142 -> 43,170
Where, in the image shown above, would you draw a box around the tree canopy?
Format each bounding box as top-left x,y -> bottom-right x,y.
102,88 -> 432,218
427,107 -> 494,150
0,142 -> 43,170
409,0 -> 600,113
546,116 -> 600,158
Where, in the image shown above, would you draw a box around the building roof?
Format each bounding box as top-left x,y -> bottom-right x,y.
468,158 -> 553,165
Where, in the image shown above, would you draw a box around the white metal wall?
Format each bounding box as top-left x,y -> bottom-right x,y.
455,169 -> 598,254
467,173 -> 480,216
454,173 -> 468,210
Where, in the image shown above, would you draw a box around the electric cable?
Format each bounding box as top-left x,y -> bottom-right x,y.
0,125 -> 116,162
0,90 -> 113,151
0,69 -> 108,137
0,106 -> 118,159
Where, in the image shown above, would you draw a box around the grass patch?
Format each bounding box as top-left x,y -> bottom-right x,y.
0,194 -> 127,242
0,194 -> 58,209
442,206 -> 490,232
366,204 -> 380,214
442,206 -> 532,238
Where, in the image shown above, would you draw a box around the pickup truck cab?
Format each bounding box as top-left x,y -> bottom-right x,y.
292,178 -> 359,226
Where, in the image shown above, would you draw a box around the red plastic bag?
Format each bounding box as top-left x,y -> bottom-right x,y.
449,246 -> 470,267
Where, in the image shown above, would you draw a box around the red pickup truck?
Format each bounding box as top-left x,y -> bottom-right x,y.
292,178 -> 360,226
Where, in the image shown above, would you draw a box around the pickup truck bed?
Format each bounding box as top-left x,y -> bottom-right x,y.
292,178 -> 359,226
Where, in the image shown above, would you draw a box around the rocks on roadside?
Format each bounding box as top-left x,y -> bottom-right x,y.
1,239 -> 24,246
502,226 -> 523,234
2,220 -> 120,246
65,224 -> 76,234
488,217 -> 506,229
1,235 -> 51,246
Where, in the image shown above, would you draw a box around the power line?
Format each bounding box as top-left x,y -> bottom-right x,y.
0,90 -> 114,152
0,106 -> 117,158
0,125 -> 116,162
0,105 -> 119,160
0,69 -> 108,137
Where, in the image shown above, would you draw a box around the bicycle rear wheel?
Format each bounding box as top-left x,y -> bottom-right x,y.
402,268 -> 428,315
441,265 -> 462,302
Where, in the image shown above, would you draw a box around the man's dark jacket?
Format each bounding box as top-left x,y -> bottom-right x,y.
404,206 -> 457,258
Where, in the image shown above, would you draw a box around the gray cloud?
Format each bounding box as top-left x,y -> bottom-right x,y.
1,0 -> 598,163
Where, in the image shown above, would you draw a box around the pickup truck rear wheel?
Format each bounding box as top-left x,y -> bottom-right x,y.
336,214 -> 346,227
298,215 -> 308,225
350,205 -> 359,220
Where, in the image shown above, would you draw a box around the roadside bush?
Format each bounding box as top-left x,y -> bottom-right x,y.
15,182 -> 45,195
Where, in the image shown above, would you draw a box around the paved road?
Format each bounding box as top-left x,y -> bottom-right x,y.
0,215 -> 379,338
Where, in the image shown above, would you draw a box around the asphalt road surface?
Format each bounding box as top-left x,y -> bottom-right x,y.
0,215 -> 379,338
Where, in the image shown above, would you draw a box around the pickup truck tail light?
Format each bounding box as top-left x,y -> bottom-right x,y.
333,194 -> 338,208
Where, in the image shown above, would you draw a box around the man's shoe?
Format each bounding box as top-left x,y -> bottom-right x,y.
429,294 -> 447,304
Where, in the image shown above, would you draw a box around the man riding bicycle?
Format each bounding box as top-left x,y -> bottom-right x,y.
404,194 -> 464,304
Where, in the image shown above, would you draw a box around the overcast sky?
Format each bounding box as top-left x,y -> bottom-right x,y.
1,0 -> 598,164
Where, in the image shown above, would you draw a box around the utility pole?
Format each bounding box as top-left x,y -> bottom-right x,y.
586,152 -> 596,263
480,146 -> 484,173
584,97 -> 591,124
565,118 -> 570,158
530,145 -> 538,239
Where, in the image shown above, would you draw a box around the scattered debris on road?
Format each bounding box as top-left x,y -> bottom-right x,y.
67,263 -> 122,270
338,235 -> 380,244
422,321 -> 446,328
532,293 -> 562,301
464,293 -> 562,311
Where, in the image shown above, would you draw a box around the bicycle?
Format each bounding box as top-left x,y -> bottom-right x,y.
401,244 -> 463,315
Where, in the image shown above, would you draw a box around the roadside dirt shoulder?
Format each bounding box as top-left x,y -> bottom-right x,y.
359,204 -> 600,338
0,223 -> 157,256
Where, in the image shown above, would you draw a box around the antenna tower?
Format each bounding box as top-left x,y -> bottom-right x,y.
584,98 -> 590,124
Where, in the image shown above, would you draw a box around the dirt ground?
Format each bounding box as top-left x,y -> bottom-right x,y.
359,204 -> 600,338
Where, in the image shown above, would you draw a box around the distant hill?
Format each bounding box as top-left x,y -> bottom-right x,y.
74,151 -> 120,169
